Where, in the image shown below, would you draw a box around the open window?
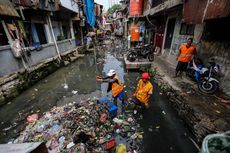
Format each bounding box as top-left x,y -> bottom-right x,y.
62,24 -> 70,39
0,22 -> 8,46
180,23 -> 195,35
31,22 -> 47,46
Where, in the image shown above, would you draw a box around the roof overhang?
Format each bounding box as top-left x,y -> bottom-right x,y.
143,0 -> 183,16
59,0 -> 79,13
0,0 -> 20,17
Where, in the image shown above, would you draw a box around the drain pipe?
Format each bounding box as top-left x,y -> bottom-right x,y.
47,14 -> 62,60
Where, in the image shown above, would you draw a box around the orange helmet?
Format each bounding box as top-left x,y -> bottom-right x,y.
141,73 -> 150,79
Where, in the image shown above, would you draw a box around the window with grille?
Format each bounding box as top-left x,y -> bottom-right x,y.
180,23 -> 195,35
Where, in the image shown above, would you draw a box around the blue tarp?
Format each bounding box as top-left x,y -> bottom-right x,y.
83,0 -> 96,28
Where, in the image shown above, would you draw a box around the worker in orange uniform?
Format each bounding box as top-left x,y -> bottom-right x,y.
133,73 -> 153,109
175,38 -> 197,77
96,69 -> 124,105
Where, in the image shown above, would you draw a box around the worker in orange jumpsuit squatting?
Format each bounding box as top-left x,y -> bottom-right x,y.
133,72 -> 153,109
96,69 -> 124,105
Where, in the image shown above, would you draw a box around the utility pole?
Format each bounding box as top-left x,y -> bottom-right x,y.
47,15 -> 62,60
109,0 -> 111,8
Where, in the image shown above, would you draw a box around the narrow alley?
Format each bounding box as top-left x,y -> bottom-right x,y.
0,0 -> 230,152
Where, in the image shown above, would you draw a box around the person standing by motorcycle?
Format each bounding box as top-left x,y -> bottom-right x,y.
174,38 -> 197,78
133,73 -> 153,109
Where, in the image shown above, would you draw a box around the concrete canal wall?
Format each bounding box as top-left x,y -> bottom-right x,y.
0,46 -> 85,106
153,56 -> 230,144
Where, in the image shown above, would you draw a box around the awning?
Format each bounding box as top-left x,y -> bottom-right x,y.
59,0 -> 79,13
0,0 -> 20,17
143,0 -> 182,16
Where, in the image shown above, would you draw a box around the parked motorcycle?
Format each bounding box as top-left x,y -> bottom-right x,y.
187,58 -> 220,94
126,43 -> 154,62
187,58 -> 204,82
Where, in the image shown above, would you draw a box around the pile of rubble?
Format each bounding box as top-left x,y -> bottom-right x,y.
13,99 -> 143,152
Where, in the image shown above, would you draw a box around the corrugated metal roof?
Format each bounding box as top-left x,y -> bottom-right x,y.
146,0 -> 183,16
205,0 -> 230,20
11,0 -> 35,7
183,0 -> 207,24
183,0 -> 230,24
0,0 -> 19,17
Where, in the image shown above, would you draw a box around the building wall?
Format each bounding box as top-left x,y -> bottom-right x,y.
0,39 -> 76,77
57,39 -> 76,54
25,44 -> 57,67
199,40 -> 230,95
198,17 -> 230,95
0,46 -> 24,76
169,17 -> 204,56
143,0 -> 151,15
0,2 -> 79,77
163,16 -> 205,65
163,15 -> 230,95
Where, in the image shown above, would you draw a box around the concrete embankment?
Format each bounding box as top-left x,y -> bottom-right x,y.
0,46 -> 86,106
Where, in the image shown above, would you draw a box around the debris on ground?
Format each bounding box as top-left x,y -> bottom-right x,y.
71,90 -> 78,95
155,126 -> 160,129
26,114 -> 39,123
63,83 -> 68,89
12,99 -> 143,152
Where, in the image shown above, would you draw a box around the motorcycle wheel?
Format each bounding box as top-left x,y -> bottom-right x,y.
198,80 -> 219,94
127,52 -> 137,62
148,53 -> 154,62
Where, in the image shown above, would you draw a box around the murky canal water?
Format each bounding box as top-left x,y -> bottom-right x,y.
0,39 -> 198,152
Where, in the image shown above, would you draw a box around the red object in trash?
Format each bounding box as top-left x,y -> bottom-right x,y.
105,138 -> 116,150
99,113 -> 108,123
63,111 -> 69,116
27,114 -> 38,123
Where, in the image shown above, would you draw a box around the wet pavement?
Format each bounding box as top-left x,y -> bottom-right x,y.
0,38 -> 199,152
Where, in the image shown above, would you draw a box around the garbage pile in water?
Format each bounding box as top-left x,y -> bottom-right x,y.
13,99 -> 143,152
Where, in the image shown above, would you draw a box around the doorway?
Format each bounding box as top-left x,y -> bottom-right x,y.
164,18 -> 176,49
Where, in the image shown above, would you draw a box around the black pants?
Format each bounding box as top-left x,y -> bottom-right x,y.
132,98 -> 146,110
176,61 -> 188,72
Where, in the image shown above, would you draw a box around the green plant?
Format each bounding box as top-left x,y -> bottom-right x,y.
107,4 -> 122,15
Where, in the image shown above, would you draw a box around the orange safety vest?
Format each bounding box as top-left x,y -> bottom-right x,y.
179,44 -> 196,62
111,81 -> 124,97
135,79 -> 153,104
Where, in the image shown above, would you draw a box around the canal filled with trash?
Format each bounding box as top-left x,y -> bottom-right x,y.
0,39 -> 199,152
